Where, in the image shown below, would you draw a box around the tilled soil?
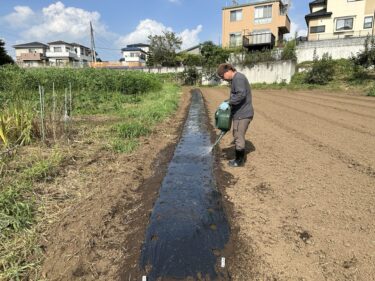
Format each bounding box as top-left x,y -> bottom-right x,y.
202,88 -> 375,281
40,87 -> 375,281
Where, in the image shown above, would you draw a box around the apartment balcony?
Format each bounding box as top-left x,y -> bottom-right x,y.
278,14 -> 291,34
77,54 -> 93,62
17,52 -> 46,61
243,33 -> 276,50
46,51 -> 78,60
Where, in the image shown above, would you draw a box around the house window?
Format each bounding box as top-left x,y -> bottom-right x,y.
255,5 -> 272,24
230,9 -> 242,21
310,25 -> 326,33
229,32 -> 242,47
336,17 -> 354,31
364,16 -> 373,29
54,47 -> 62,52
28,48 -> 37,53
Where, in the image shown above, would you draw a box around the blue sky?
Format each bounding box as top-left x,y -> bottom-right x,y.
0,0 -> 310,61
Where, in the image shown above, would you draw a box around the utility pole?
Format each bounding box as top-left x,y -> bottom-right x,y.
90,21 -> 97,63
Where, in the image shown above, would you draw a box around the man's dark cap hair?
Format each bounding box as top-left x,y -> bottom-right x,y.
217,63 -> 236,78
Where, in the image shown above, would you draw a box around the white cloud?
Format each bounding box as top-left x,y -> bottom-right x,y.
168,0 -> 181,3
116,19 -> 202,50
284,21 -> 307,40
26,1 -> 110,43
179,25 -> 203,49
1,3 -> 202,60
3,6 -> 35,28
2,2 -> 111,45
116,19 -> 173,47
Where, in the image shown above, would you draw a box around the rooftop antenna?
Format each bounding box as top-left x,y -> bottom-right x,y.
232,0 -> 239,5
90,21 -> 97,63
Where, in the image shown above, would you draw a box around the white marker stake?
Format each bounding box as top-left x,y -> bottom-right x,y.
142,276 -> 147,281
221,257 -> 226,268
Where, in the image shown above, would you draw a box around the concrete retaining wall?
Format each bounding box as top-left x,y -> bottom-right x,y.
202,60 -> 296,85
296,37 -> 367,63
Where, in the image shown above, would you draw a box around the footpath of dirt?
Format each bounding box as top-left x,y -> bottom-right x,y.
40,88 -> 191,281
202,88 -> 375,281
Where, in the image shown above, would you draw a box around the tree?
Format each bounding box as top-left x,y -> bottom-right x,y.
147,31 -> 182,67
200,41 -> 229,78
0,39 -> 14,65
178,53 -> 203,67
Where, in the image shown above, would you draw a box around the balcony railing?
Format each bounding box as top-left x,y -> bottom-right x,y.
243,32 -> 275,49
18,53 -> 46,61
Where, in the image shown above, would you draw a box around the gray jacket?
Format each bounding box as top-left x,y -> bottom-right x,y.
229,72 -> 254,120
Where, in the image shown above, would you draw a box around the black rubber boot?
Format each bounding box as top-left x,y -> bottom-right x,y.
228,149 -> 245,167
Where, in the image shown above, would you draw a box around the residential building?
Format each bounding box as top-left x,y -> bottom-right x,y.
221,0 -> 291,50
121,43 -> 149,67
180,44 -> 202,55
71,43 -> 94,62
306,0 -> 375,41
46,41 -> 93,66
13,42 -> 48,67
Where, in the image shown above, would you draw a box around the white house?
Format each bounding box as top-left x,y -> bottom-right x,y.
121,43 -> 149,67
46,41 -> 93,66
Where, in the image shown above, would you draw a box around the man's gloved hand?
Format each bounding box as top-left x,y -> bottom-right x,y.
219,101 -> 229,110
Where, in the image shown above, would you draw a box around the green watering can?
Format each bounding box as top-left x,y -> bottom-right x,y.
212,105 -> 232,150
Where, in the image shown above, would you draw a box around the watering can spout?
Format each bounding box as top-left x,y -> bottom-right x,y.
211,130 -> 227,151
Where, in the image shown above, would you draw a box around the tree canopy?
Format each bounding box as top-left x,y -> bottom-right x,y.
200,41 -> 229,78
147,32 -> 182,67
0,40 -> 14,65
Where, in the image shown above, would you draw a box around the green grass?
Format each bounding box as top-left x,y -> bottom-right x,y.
0,150 -> 63,280
110,138 -> 139,153
108,83 -> 181,153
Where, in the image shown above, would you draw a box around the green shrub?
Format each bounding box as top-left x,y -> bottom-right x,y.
367,85 -> 375,96
305,53 -> 335,84
180,67 -> 201,85
352,36 -> 375,69
281,40 -> 297,61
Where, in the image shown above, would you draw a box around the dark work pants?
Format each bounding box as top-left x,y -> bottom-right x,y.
233,118 -> 252,151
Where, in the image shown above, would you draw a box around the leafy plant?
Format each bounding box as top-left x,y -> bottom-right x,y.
352,36 -> 375,69
367,85 -> 375,97
180,67 -> 201,85
305,52 -> 335,85
281,40 -> 297,61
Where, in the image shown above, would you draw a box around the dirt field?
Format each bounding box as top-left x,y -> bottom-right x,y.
202,88 -> 375,281
39,87 -> 375,281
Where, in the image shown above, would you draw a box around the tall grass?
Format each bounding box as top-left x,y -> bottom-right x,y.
0,65 -> 165,149
0,103 -> 35,148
